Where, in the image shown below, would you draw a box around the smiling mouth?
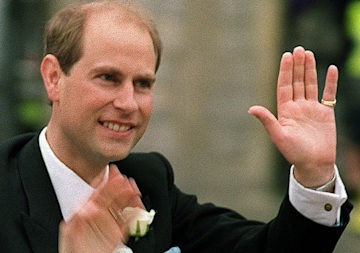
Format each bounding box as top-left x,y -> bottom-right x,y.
102,121 -> 132,132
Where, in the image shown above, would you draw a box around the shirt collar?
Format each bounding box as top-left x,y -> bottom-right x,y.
38,127 -> 109,222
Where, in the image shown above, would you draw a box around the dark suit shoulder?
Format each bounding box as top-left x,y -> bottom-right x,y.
0,132 -> 61,253
0,133 -> 37,163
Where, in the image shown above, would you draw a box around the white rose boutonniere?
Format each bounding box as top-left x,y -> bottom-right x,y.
122,207 -> 156,239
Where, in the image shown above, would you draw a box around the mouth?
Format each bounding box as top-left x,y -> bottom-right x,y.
101,121 -> 133,132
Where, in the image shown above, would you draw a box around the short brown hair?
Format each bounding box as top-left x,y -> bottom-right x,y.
44,0 -> 163,75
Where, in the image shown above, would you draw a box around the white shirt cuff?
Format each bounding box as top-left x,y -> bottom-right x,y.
289,165 -> 347,226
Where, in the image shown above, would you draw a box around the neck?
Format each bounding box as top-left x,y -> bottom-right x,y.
45,124 -> 108,186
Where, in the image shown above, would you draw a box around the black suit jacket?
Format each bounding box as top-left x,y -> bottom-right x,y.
0,133 -> 352,253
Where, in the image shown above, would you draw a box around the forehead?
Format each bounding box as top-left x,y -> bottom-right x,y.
85,12 -> 152,54
86,4 -> 143,32
79,6 -> 156,70
84,3 -> 148,33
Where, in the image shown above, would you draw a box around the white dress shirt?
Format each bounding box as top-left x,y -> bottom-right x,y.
38,127 -> 110,222
289,166 -> 347,226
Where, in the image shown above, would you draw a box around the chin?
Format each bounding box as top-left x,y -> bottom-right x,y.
99,142 -> 134,162
106,151 -> 131,162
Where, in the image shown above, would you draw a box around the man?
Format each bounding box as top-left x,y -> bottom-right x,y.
0,1 -> 352,252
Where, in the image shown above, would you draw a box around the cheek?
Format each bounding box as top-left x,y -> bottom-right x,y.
63,82 -> 107,108
140,97 -> 153,118
59,87 -> 83,111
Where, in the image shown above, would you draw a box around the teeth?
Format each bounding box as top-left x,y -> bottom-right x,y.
103,122 -> 131,132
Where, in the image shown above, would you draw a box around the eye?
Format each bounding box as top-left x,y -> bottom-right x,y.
100,74 -> 116,82
135,80 -> 152,89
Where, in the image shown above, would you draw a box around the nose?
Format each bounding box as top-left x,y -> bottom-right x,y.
112,81 -> 138,112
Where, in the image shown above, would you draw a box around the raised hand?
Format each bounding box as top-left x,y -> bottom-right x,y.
59,164 -> 143,253
248,46 -> 338,188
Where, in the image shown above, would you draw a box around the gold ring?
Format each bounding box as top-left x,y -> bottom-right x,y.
108,207 -> 126,222
108,207 -> 119,220
321,99 -> 336,107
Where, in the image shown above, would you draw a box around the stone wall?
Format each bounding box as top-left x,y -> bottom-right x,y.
136,0 -> 284,220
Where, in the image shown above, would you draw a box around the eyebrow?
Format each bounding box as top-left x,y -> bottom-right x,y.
89,65 -> 156,82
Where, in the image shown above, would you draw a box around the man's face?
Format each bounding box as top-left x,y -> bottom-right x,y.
49,11 -> 156,166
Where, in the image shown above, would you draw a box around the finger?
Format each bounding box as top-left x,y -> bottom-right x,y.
248,105 -> 282,142
322,65 -> 338,102
109,163 -> 121,178
108,165 -> 144,208
277,52 -> 293,108
87,201 -> 126,233
292,46 -> 306,100
129,177 -> 142,197
304,50 -> 318,100
91,170 -> 142,212
82,201 -> 129,244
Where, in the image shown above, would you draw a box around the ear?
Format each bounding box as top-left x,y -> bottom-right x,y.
40,54 -> 63,102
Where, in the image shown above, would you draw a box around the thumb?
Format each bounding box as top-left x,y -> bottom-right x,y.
248,105 -> 282,141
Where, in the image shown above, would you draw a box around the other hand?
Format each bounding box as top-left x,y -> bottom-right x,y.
248,46 -> 338,188
59,164 -> 143,253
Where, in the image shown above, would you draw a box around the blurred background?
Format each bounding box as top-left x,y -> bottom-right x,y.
1,0 -> 360,251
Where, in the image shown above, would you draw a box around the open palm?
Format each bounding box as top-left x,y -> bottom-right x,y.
249,46 -> 338,187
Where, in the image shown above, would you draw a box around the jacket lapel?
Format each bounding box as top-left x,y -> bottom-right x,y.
17,135 -> 63,253
116,160 -> 160,252
127,228 -> 155,252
